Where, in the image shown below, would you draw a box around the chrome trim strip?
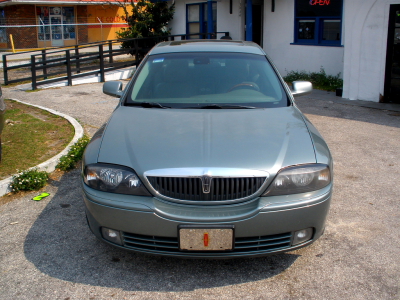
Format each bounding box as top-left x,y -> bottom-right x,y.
143,168 -> 270,205
144,168 -> 269,178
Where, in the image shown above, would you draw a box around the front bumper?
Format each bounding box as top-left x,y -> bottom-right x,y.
82,183 -> 332,258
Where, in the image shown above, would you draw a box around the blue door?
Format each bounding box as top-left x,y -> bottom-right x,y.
186,2 -> 216,39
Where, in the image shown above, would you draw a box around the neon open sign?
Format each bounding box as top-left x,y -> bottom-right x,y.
310,0 -> 330,5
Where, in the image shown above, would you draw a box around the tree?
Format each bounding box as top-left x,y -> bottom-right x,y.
118,0 -> 175,55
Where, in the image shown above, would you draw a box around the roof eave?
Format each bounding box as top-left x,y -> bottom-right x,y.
0,0 -> 129,6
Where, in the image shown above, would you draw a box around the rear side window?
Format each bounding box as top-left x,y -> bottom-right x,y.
126,52 -> 289,108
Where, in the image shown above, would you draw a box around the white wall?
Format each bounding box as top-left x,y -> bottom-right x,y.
169,0 -> 244,40
168,0 -> 397,102
342,0 -> 400,102
216,0 -> 245,40
169,0 -> 187,35
169,0 -> 344,78
262,0 -> 344,78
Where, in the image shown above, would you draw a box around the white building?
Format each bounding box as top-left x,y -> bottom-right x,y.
168,0 -> 400,103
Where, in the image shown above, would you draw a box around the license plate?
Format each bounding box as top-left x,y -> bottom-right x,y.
179,226 -> 234,251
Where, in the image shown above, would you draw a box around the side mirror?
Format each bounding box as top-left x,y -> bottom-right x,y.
291,81 -> 313,97
103,81 -> 123,98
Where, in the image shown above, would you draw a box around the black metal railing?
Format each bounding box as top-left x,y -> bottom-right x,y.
2,32 -> 230,90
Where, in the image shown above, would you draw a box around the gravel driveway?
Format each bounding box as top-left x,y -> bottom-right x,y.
0,85 -> 399,299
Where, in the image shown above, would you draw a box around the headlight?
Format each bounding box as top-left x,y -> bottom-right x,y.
263,164 -> 331,196
83,164 -> 151,196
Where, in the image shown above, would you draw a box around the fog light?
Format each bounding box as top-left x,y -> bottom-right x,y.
293,228 -> 313,245
101,227 -> 122,245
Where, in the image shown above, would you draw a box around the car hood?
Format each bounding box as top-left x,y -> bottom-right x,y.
97,106 -> 316,176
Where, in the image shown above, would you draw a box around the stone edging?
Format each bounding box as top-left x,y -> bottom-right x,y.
0,99 -> 84,197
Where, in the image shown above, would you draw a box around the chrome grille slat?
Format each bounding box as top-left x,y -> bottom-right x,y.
122,233 -> 179,252
235,233 -> 292,244
147,176 -> 267,202
234,239 -> 291,249
123,234 -> 178,244
122,231 -> 292,254
125,240 -> 178,249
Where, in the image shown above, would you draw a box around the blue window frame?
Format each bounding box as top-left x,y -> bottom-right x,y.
294,0 -> 343,46
186,2 -> 216,39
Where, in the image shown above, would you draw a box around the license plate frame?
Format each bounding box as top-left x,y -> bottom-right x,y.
178,225 -> 234,251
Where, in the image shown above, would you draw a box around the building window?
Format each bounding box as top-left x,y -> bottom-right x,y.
36,6 -> 76,42
0,9 -> 6,43
294,0 -> 342,46
186,2 -> 216,39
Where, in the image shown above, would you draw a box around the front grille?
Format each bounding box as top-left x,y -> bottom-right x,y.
123,232 -> 179,252
234,233 -> 292,252
122,232 -> 292,255
147,176 -> 267,201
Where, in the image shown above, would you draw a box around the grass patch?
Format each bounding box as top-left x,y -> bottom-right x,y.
283,68 -> 343,92
0,100 -> 74,180
4,80 -> 32,88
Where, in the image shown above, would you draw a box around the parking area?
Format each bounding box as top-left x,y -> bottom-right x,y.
0,84 -> 399,299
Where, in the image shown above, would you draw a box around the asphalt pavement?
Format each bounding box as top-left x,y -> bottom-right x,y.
0,84 -> 399,299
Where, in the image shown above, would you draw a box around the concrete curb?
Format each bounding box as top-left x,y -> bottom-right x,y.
0,99 -> 84,197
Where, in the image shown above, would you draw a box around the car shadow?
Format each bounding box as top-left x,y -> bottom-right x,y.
24,168 -> 300,292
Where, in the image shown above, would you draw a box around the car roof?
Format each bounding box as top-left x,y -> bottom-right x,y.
149,40 -> 266,56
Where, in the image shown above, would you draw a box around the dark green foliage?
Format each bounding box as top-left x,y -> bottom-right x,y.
10,169 -> 49,192
283,68 -> 343,92
118,0 -> 175,54
56,135 -> 90,171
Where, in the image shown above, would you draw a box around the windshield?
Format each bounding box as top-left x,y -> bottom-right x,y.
125,52 -> 289,108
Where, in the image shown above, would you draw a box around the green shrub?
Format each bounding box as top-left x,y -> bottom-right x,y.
117,0 -> 175,55
10,169 -> 49,192
283,67 -> 343,92
56,135 -> 90,171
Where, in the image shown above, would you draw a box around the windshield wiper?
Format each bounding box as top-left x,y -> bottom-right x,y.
185,104 -> 257,109
129,102 -> 171,109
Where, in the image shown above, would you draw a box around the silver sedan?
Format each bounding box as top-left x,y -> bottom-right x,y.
82,40 -> 333,258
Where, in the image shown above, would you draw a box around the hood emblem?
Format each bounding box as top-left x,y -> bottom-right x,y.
200,175 -> 213,193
